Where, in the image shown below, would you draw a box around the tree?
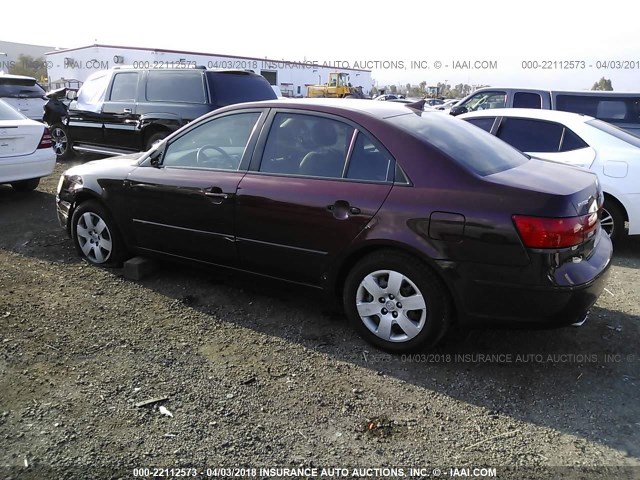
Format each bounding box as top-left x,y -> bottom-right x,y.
9,55 -> 47,82
592,77 -> 613,91
389,85 -> 397,93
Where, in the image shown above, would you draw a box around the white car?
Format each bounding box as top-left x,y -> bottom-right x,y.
0,99 -> 56,192
0,73 -> 47,121
459,108 -> 640,241
435,99 -> 461,111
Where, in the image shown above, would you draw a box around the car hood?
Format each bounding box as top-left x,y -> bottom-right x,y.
64,152 -> 146,177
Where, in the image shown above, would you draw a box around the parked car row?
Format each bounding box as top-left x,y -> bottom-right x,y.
2,66 -> 635,353
450,87 -> 640,136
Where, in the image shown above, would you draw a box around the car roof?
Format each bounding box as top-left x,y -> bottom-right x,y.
0,73 -> 38,81
221,98 -> 427,119
469,86 -> 640,97
459,108 -> 595,124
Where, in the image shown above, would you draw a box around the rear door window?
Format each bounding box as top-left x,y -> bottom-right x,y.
146,71 -> 206,103
346,132 -> 395,182
497,118 -> 563,152
513,92 -> 542,109
560,129 -> 589,152
207,71 -> 277,107
464,117 -> 496,132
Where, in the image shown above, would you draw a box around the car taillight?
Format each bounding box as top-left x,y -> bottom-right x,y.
38,127 -> 53,149
512,212 -> 599,249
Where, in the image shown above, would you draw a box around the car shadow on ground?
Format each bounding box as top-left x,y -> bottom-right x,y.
126,259 -> 640,460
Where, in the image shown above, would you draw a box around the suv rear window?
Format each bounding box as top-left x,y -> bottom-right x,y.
206,71 -> 277,107
146,71 -> 206,104
556,95 -> 640,125
391,112 -> 528,176
0,99 -> 26,120
0,77 -> 45,98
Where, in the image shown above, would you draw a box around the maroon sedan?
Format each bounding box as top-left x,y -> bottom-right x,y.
56,99 -> 612,353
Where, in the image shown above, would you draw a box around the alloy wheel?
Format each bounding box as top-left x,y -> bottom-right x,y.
76,212 -> 113,264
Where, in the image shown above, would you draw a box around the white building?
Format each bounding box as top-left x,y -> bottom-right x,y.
45,44 -> 373,97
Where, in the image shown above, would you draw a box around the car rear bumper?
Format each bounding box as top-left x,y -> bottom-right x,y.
0,149 -> 56,183
442,231 -> 613,327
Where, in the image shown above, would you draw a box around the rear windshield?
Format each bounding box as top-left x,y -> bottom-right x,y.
0,77 -> 46,98
586,119 -> 640,148
0,99 -> 26,120
390,112 -> 529,176
146,71 -> 206,103
206,71 -> 277,107
556,94 -> 640,125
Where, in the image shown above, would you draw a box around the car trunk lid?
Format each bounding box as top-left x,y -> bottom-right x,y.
0,121 -> 46,158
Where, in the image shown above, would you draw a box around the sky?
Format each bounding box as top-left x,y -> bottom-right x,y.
3,0 -> 639,91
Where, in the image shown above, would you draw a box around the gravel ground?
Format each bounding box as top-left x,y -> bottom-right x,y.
1,158 -> 639,480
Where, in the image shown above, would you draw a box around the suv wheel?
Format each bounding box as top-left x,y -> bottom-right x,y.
51,123 -> 73,160
146,132 -> 169,151
343,250 -> 451,353
71,201 -> 126,267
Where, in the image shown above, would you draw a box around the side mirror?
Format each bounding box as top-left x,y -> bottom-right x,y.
450,105 -> 468,116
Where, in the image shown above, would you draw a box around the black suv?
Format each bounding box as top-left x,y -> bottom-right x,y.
51,67 -> 277,159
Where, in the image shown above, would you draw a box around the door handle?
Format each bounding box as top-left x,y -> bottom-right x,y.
203,187 -> 231,204
326,201 -> 361,219
123,108 -> 132,114
204,192 -> 229,199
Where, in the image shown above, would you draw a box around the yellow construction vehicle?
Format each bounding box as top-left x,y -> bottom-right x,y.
307,72 -> 366,98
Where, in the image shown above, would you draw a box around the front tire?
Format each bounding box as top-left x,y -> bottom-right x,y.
11,178 -> 40,192
600,200 -> 625,242
51,123 -> 73,160
71,201 -> 126,267
343,250 -> 451,353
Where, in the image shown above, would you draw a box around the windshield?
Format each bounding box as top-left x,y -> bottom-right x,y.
463,91 -> 506,112
390,111 -> 529,176
586,118 -> 640,148
0,77 -> 46,99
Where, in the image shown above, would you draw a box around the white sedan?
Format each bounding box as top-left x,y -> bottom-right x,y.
459,108 -> 640,241
0,99 -> 56,192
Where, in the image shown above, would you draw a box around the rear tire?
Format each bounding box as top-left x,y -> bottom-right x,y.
51,123 -> 73,160
343,250 -> 451,353
11,178 -> 40,192
71,200 -> 126,267
601,200 -> 625,242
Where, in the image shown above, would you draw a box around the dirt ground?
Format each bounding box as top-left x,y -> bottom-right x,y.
1,157 -> 639,480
